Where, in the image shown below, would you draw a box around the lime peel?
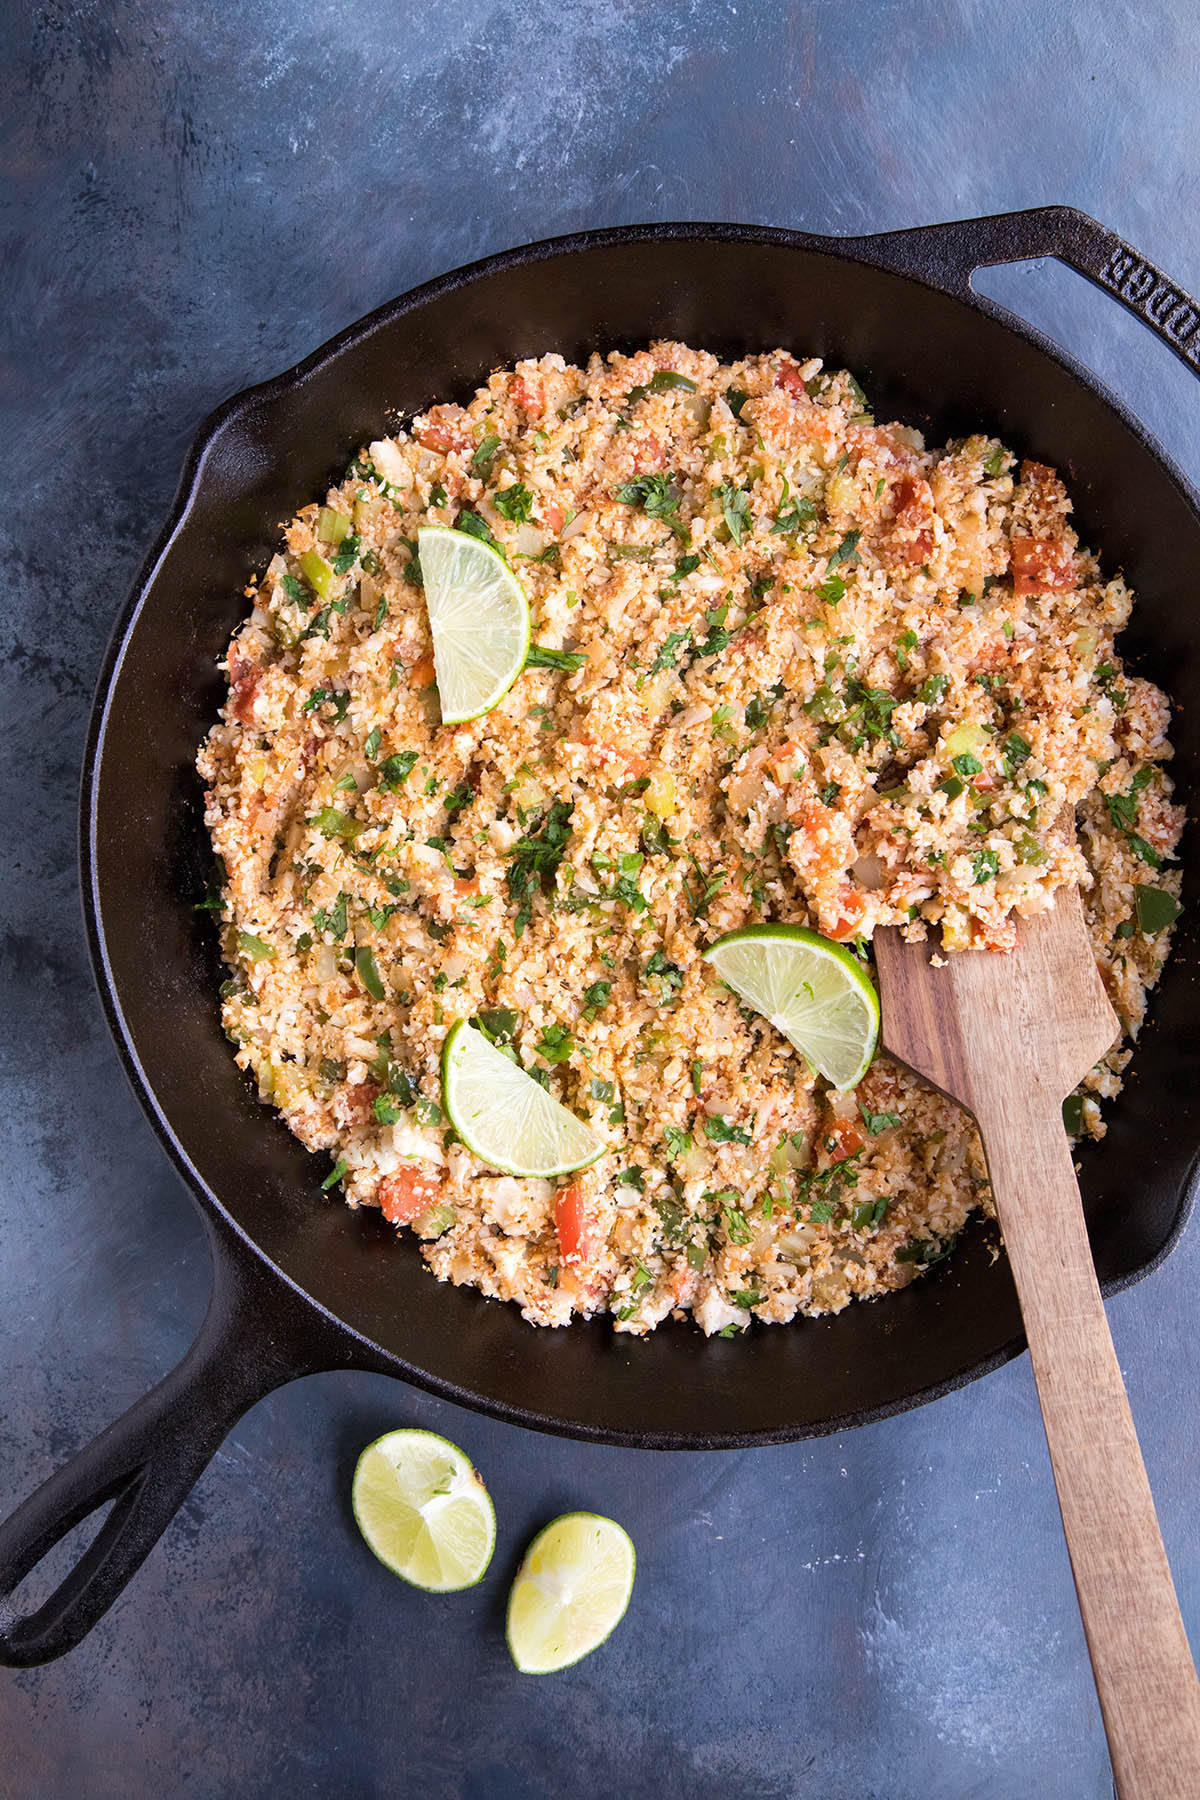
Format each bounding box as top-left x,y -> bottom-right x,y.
701,922 -> 879,1090
351,1428 -> 496,1592
441,1019 -> 606,1177
418,524 -> 530,724
506,1512 -> 636,1674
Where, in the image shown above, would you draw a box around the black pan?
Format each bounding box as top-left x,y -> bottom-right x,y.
2,206 -> 1197,1668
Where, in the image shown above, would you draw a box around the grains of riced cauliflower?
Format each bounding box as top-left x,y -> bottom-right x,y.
198,341 -> 1185,1336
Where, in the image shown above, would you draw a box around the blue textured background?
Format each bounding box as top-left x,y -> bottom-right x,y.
2,4 -> 1198,1795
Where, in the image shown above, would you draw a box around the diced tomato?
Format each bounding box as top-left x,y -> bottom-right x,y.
416,406 -> 469,454
336,1080 -> 380,1128
1009,535 -> 1076,596
409,652 -> 436,690
886,474 -> 935,565
542,500 -> 566,537
826,1120 -> 865,1163
228,645 -> 261,724
774,356 -> 806,397
555,1183 -> 595,1265
512,374 -> 544,414
632,434 -> 665,472
453,877 -> 479,898
825,887 -> 866,941
378,1165 -> 442,1225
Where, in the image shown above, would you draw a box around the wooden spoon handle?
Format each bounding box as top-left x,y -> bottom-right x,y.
979,1095 -> 1200,1799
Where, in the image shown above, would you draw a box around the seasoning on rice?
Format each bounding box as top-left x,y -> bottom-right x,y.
197,342 -> 1184,1336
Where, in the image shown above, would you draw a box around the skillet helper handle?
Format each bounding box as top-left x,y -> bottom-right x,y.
0,1223 -> 339,1667
976,1093 -> 1200,1800
865,204 -> 1200,379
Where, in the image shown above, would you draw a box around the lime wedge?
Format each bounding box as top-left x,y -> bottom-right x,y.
702,923 -> 879,1089
506,1512 -> 636,1674
418,525 -> 530,723
441,1019 -> 605,1177
351,1429 -> 496,1592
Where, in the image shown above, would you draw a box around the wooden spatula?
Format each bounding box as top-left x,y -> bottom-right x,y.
874,888 -> 1200,1800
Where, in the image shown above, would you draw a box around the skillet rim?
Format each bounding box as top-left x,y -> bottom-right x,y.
78,215 -> 1200,1450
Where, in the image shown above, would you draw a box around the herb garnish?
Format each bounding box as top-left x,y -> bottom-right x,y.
704,1114 -> 753,1146
470,434 -> 501,476
717,482 -> 752,545
613,473 -> 689,542
526,645 -> 588,672
494,482 -> 534,523
377,750 -> 419,791
644,949 -> 684,1001
506,800 -> 573,937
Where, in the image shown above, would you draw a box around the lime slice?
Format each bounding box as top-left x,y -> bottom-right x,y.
506,1512 -> 636,1674
702,923 -> 879,1089
441,1019 -> 606,1177
418,525 -> 530,723
351,1429 -> 496,1592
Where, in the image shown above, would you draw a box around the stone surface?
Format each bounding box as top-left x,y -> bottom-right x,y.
1,3 -> 1198,1795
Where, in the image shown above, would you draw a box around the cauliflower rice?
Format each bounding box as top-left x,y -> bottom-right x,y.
198,342 -> 1184,1337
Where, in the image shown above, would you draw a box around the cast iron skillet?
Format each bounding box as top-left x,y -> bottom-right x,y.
1,207 -> 1198,1667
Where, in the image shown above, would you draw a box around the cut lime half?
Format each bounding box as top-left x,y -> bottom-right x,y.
506,1512 -> 636,1674
441,1019 -> 606,1178
702,923 -> 879,1089
351,1429 -> 496,1592
418,524 -> 530,724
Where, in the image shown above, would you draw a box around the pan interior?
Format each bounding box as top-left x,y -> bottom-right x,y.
86,230 -> 1199,1445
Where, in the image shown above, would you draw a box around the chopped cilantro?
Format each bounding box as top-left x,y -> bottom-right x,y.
537,1023 -> 575,1064
470,434 -> 501,475
717,482 -> 752,545
582,979 -> 612,1018
826,529 -> 861,571
455,509 -> 502,552
302,687 -> 351,722
506,800 -> 573,937
526,644 -> 588,671
649,629 -> 690,675
645,949 -> 684,1000
494,482 -> 534,523
704,1114 -> 753,1146
312,891 -> 350,939
377,750 -> 419,790
1003,731 -> 1032,777
613,472 -> 689,540
772,477 -> 818,535
1134,885 -> 1180,933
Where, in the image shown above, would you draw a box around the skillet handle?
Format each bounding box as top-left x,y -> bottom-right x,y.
0,1215 -> 357,1667
861,205 -> 1200,379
